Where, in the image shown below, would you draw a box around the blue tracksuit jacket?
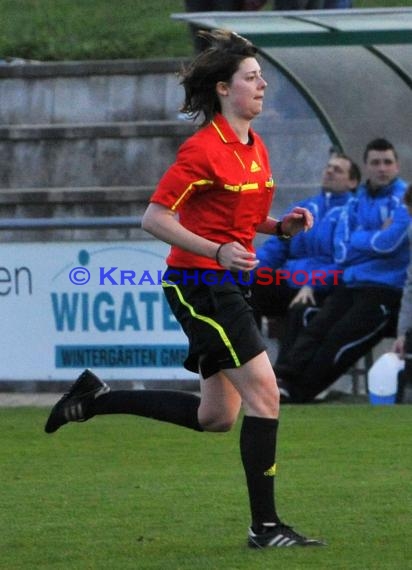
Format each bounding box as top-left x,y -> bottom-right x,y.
256,190 -> 351,291
334,177 -> 410,290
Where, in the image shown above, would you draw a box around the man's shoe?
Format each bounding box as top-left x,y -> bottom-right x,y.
44,369 -> 110,434
278,383 -> 293,404
248,523 -> 325,548
277,379 -> 296,404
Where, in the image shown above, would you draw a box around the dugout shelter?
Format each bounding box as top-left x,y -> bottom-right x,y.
173,8 -> 412,214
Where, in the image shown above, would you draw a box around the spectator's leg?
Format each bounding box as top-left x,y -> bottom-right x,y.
324,0 -> 352,7
308,0 -> 325,8
273,0 -> 324,8
212,0 -> 244,8
185,0 -> 244,52
275,302 -> 321,366
282,288 -> 401,402
250,280 -> 296,328
273,0 -> 293,9
275,286 -> 352,380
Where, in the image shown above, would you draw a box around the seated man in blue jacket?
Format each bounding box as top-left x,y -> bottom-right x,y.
276,138 -> 410,403
252,152 -> 360,363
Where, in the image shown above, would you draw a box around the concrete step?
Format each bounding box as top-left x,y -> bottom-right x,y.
0,185 -> 154,203
0,120 -> 195,189
0,59 -> 188,125
0,186 -> 154,242
0,57 -> 332,216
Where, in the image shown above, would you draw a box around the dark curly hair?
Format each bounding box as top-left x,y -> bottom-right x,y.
179,29 -> 258,127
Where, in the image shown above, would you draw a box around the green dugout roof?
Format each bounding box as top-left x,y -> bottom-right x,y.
172,8 -> 412,47
172,9 -> 412,182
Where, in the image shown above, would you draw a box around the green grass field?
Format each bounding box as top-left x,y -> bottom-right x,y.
0,0 -> 411,60
1,404 -> 411,569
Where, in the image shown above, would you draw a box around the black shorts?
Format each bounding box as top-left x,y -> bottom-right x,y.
162,268 -> 266,379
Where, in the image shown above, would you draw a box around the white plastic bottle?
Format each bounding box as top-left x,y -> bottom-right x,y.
367,352 -> 405,405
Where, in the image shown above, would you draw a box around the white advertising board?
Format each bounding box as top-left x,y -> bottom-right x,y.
0,241 -> 197,381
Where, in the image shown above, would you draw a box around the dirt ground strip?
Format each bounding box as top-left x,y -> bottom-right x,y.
0,393 -> 60,407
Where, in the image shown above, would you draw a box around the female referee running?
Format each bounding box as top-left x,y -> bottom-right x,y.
45,29 -> 324,549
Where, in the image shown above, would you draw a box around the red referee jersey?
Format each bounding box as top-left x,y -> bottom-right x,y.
150,113 -> 276,269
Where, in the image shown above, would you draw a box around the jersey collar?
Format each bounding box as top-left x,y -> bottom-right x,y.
211,113 -> 254,144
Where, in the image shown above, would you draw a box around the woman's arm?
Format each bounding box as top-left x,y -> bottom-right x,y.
142,202 -> 258,271
256,207 -> 313,236
142,202 -> 219,259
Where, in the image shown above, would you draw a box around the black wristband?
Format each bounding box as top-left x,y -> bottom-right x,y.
215,243 -> 225,263
274,220 -> 291,239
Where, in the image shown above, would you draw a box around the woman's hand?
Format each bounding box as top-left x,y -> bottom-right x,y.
289,285 -> 316,307
281,207 -> 313,237
392,335 -> 406,358
216,241 -> 258,271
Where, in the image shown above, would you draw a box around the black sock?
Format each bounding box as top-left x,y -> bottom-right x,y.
240,415 -> 280,530
90,390 -> 203,432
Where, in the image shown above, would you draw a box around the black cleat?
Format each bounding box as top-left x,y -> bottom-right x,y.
44,369 -> 110,434
248,523 -> 326,548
